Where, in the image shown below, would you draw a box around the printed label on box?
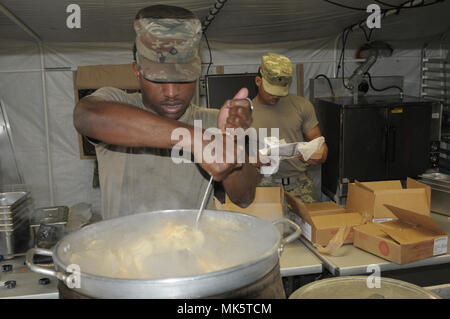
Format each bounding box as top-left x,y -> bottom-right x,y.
372,218 -> 396,223
433,237 -> 448,256
288,212 -> 312,242
300,219 -> 312,242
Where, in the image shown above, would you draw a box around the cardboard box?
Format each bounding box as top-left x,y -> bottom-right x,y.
346,178 -> 431,223
353,204 -> 448,264
214,186 -> 283,222
285,192 -> 363,246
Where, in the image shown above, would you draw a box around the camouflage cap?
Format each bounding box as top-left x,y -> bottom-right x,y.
134,17 -> 202,82
260,53 -> 293,97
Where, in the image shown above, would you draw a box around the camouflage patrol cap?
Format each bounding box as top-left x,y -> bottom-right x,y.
260,53 -> 293,96
134,17 -> 202,82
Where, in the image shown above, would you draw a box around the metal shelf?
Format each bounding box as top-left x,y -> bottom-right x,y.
421,38 -> 449,167
422,94 -> 449,100
424,58 -> 450,63
423,77 -> 450,83
422,86 -> 447,91
423,68 -> 449,73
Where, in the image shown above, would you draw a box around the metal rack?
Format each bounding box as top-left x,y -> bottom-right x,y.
421,34 -> 450,173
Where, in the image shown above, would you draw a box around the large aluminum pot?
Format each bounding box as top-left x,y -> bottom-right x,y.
26,209 -> 300,298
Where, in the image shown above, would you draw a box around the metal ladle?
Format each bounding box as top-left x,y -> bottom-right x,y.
194,98 -> 252,227
195,175 -> 214,227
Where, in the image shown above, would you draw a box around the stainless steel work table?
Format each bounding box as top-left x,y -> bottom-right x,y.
279,239 -> 323,277
300,213 -> 450,277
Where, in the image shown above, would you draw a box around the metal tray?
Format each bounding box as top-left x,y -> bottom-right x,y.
0,197 -> 32,220
0,191 -> 30,213
0,215 -> 31,258
0,207 -> 32,229
0,213 -> 29,231
418,174 -> 450,217
30,206 -> 69,226
419,173 -> 450,188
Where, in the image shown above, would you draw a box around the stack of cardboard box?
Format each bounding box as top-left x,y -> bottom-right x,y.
346,178 -> 431,223
284,193 -> 364,247
287,178 -> 448,264
213,179 -> 448,264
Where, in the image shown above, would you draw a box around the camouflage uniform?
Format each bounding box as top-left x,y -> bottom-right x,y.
259,176 -> 319,205
283,179 -> 319,204
259,53 -> 293,97
134,17 -> 202,82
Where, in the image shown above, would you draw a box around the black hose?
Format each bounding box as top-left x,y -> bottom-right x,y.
203,32 -> 213,75
365,72 -> 404,97
315,74 -> 336,97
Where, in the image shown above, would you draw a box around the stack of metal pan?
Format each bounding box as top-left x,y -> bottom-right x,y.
0,191 -> 33,259
418,172 -> 450,217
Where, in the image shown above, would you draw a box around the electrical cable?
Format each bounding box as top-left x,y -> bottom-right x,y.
203,31 -> 213,75
338,27 -> 353,91
359,24 -> 374,42
325,0 -> 444,11
202,0 -> 228,32
375,0 -> 445,9
336,28 -> 349,79
331,0 -> 444,94
323,0 -> 372,11
201,0 -> 227,76
315,74 -> 336,97
365,72 -> 404,97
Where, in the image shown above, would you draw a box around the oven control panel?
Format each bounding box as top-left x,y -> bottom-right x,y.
0,255 -> 58,299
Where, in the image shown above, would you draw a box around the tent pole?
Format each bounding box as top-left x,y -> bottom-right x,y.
0,3 -> 55,206
0,3 -> 41,41
38,42 -> 55,206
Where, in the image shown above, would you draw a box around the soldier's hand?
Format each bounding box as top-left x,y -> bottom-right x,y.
217,87 -> 253,132
296,153 -> 321,166
194,131 -> 245,181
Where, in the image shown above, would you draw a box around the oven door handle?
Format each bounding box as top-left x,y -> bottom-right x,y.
388,126 -> 397,163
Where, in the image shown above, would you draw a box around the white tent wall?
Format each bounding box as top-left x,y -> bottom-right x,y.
45,69 -> 101,212
0,33 -> 425,211
0,40 -> 52,207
